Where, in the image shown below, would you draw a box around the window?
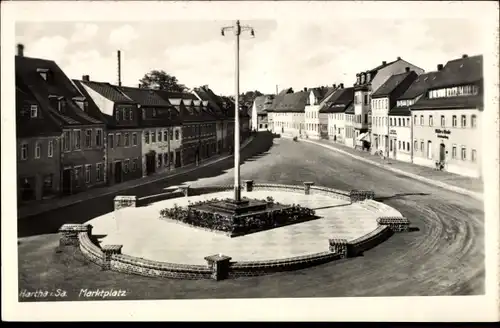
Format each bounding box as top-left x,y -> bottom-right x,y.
461,146 -> 467,160
115,109 -> 120,121
390,118 -> 393,126
471,115 -> 477,128
108,134 -> 114,149
145,131 -> 150,144
30,105 -> 38,118
414,140 -> 418,151
63,131 -> 70,151
116,133 -> 122,147
413,115 -> 417,125
158,130 -> 162,142
461,115 -> 466,128
163,153 -> 168,165
364,95 -> 369,105
427,141 -> 432,159
124,159 -> 130,173
132,158 -> 138,172
175,130 -> 180,140
157,153 -> 162,168
420,115 -> 424,125
407,118 -> 410,126
429,115 -> 433,126
74,166 -> 81,187
58,100 -> 66,113
48,140 -> 53,157
452,145 -> 457,159
96,163 -> 103,182
407,142 -> 410,151
20,143 -> 28,160
152,131 -> 156,143
73,130 -> 81,150
398,140 -> 401,149
420,141 -> 424,153
85,130 -> 92,148
163,131 -> 168,141
398,118 -> 402,126
132,133 -> 138,146
441,115 -> 445,127
452,115 -> 457,127
35,142 -> 41,159
95,129 -> 103,147
402,142 -> 405,150
471,149 -> 477,162
128,108 -> 133,120
85,164 -> 91,183
124,133 -> 130,147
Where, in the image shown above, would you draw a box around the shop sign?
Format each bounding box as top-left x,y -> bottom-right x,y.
389,129 -> 397,135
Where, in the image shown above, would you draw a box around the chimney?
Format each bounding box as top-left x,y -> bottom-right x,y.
303,87 -> 308,92
437,64 -> 444,71
356,73 -> 360,84
332,84 -> 336,89
339,83 -> 344,89
397,56 -> 401,60
82,75 -> 90,81
117,50 -> 122,87
138,83 -> 141,88
405,67 -> 410,72
462,54 -> 468,58
382,60 -> 387,65
17,44 -> 24,57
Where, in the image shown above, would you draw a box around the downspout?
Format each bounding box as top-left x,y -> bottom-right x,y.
410,106 -> 414,163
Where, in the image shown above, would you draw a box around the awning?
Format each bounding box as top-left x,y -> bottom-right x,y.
356,132 -> 370,142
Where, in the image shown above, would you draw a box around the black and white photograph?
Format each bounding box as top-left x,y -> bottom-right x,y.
2,0 -> 499,322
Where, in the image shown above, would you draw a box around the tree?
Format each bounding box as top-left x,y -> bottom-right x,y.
139,70 -> 187,92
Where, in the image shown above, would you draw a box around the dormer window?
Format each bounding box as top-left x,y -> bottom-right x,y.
36,68 -> 50,81
58,99 -> 66,113
30,105 -> 38,118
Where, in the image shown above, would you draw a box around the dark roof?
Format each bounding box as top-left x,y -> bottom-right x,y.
389,107 -> 411,116
191,86 -> 227,119
397,71 -> 441,100
345,103 -> 355,114
268,88 -> 294,112
430,55 -> 483,88
78,80 -> 135,103
310,87 -> 331,102
273,91 -> 308,112
16,79 -> 62,138
372,71 -> 417,97
16,56 -> 104,127
253,95 -> 275,114
410,55 -> 483,111
118,86 -> 171,107
320,87 -> 355,113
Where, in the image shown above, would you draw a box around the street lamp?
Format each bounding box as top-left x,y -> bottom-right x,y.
221,20 -> 255,202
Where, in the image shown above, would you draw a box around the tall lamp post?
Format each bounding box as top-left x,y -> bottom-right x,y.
221,20 -> 255,202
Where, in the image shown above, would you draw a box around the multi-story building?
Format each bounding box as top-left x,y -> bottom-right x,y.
344,104 -> 356,148
410,54 -> 483,178
388,70 -> 441,163
16,77 -> 62,203
352,57 -> 424,148
370,69 -> 418,155
325,86 -> 355,143
270,90 -> 308,138
118,86 -> 182,175
303,86 -> 337,139
251,95 -> 275,131
73,78 -> 143,184
16,49 -> 106,197
268,88 -> 293,134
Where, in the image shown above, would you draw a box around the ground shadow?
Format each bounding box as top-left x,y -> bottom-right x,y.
374,192 -> 430,202
18,132 -> 279,238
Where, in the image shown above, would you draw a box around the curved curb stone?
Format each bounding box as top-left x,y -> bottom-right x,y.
59,183 -> 412,281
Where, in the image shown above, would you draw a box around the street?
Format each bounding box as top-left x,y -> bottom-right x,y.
18,132 -> 484,298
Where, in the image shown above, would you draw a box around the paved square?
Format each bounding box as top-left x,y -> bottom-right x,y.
88,191 -> 400,265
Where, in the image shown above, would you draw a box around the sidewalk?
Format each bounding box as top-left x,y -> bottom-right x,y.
291,137 -> 484,201
18,136 -> 255,219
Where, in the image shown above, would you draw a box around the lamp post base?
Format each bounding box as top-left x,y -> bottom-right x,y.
234,186 -> 241,202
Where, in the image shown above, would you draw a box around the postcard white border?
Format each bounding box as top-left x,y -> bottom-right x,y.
2,1 -> 499,322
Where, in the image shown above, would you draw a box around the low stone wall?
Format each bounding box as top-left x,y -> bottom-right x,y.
229,251 -> 341,277
60,182 -> 409,280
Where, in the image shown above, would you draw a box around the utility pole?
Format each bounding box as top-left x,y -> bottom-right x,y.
221,20 -> 255,202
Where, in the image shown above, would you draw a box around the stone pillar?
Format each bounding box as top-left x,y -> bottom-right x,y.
114,195 -> 137,211
329,238 -> 348,259
102,245 -> 123,270
179,185 -> 190,197
244,180 -> 254,192
204,254 -> 232,281
59,224 -> 92,247
303,181 -> 315,195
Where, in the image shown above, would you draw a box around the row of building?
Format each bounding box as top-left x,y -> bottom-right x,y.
251,54 -> 483,179
16,44 -> 250,204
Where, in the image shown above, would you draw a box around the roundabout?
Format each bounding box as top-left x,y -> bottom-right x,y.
60,182 -> 410,280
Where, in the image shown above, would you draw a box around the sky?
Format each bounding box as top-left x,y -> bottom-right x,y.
16,18 -> 487,96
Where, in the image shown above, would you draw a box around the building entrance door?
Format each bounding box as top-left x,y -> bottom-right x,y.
146,152 -> 156,175
439,143 -> 446,162
114,162 -> 123,183
392,139 -> 397,158
62,169 -> 71,195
